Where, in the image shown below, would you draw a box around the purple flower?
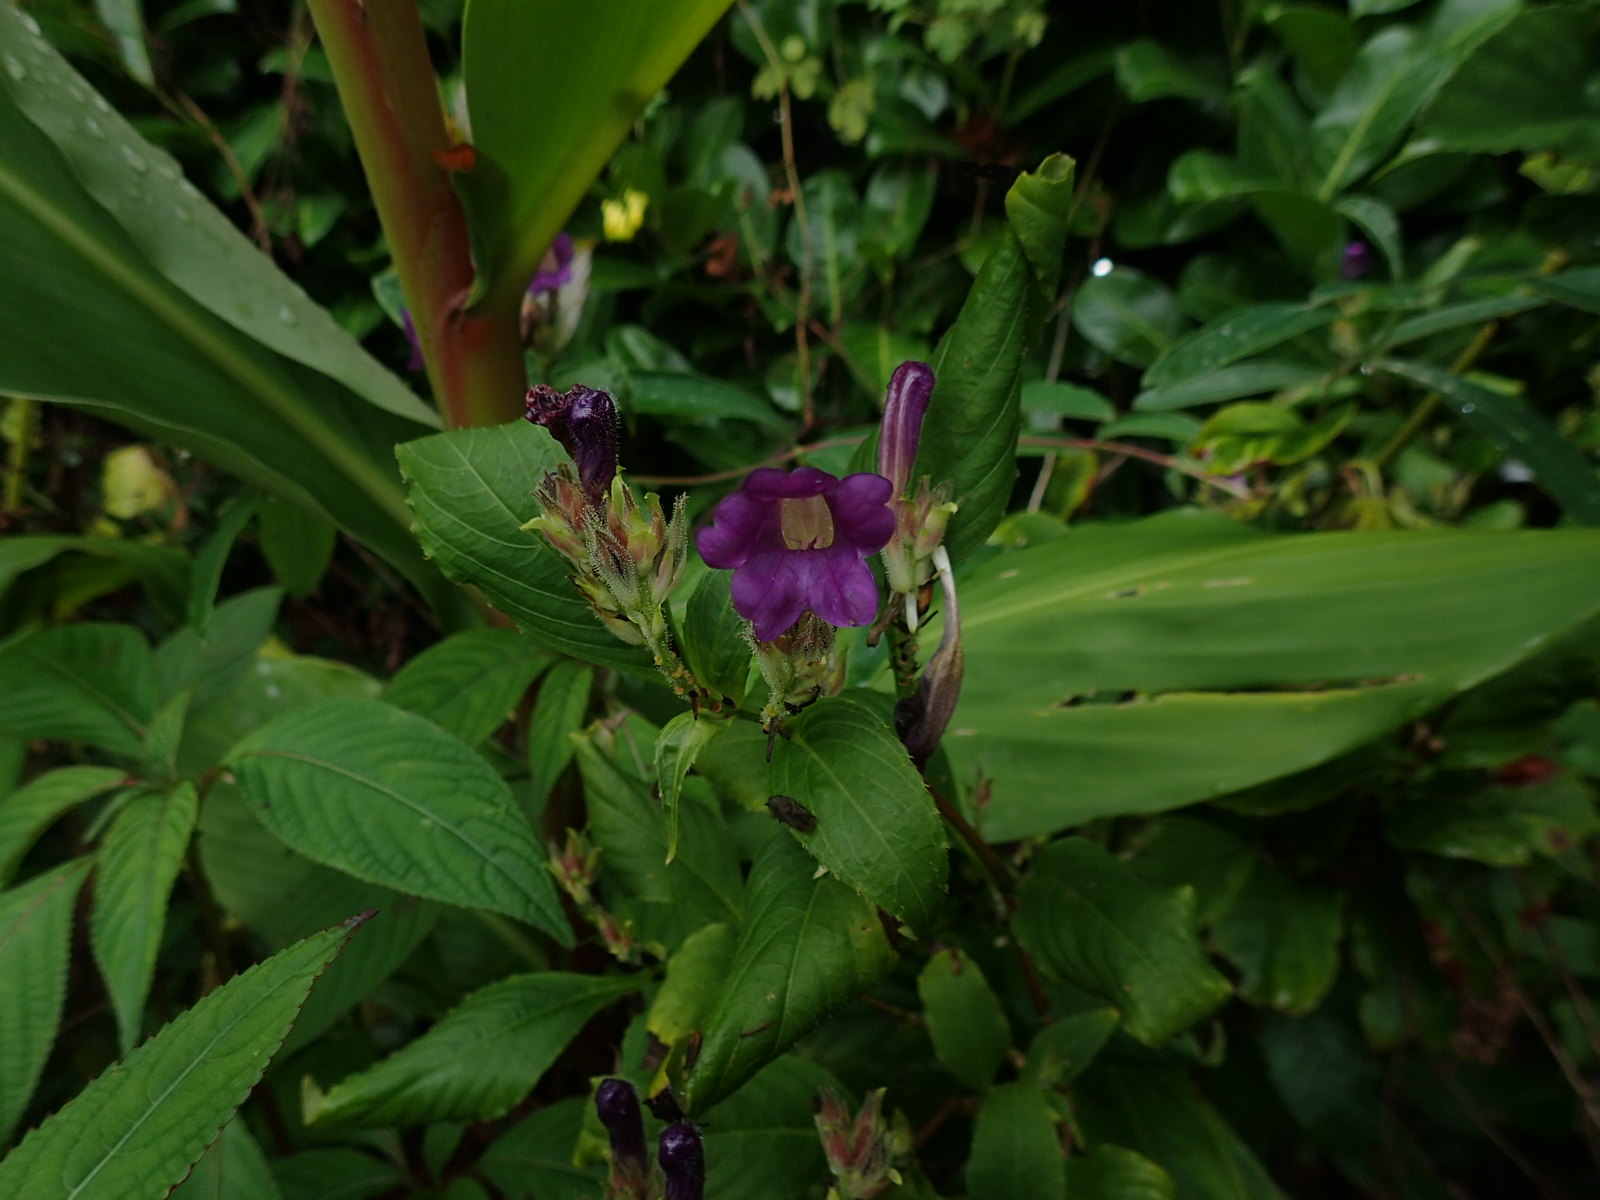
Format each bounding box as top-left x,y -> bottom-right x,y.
1341,241 -> 1371,281
696,467 -> 895,642
879,361 -> 935,497
524,383 -> 619,500
528,232 -> 576,296
658,1122 -> 705,1200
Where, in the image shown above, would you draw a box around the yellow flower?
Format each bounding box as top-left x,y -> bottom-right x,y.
601,188 -> 649,242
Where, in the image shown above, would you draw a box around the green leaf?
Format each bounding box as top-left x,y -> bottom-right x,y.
1212,863 -> 1345,1014
0,623 -> 155,757
1076,1062 -> 1288,1200
1380,294 -> 1544,347
257,496 -> 337,599
155,587 -> 283,713
1061,1145 -> 1176,1200
308,972 -> 638,1128
1013,839 -> 1231,1044
92,0 -> 153,85
1022,381 -> 1115,423
1128,817 -> 1255,928
227,697 -> 569,943
1004,152 -> 1075,299
1377,359 -> 1600,525
627,373 -> 791,433
916,948 -> 1011,1090
1334,194 -> 1404,278
187,498 -> 258,634
576,732 -> 743,950
477,1100 -> 601,1200
458,0 -> 734,309
0,915 -> 366,1199
682,834 -> 896,1113
1114,40 -> 1227,103
1134,362 -> 1331,412
527,661 -> 593,807
916,156 -> 1076,565
397,421 -> 646,670
90,781 -> 199,1053
1144,303 -> 1334,390
0,858 -> 93,1145
656,711 -> 730,863
169,1115 -> 283,1200
648,922 -> 739,1051
966,1081 -> 1065,1200
1312,27 -> 1439,199
1021,1008 -> 1120,1087
0,766 -> 124,887
0,535 -> 186,619
271,1148 -> 408,1200
1266,6 -> 1356,92
0,10 -> 443,601
702,1058 -> 835,1200
385,628 -> 551,746
682,569 -> 750,707
1072,267 -> 1187,369
785,170 -> 861,323
948,516 -> 1600,837
1534,266 -> 1600,316
768,695 -> 946,932
1385,774 -> 1599,865
861,161 -> 935,271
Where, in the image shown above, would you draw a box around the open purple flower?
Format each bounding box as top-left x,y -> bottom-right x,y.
528,232 -> 576,296
696,467 -> 894,642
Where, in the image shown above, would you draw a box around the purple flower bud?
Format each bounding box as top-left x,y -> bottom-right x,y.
525,384 -> 619,500
878,361 -> 935,499
658,1121 -> 705,1200
695,467 -> 895,642
595,1078 -> 647,1175
528,232 -> 576,297
1340,241 -> 1371,281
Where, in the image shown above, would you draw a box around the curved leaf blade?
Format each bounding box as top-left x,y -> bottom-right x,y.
0,624 -> 155,758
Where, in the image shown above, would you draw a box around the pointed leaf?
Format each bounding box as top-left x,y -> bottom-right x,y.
0,623 -> 155,757
656,711 -> 730,863
0,766 -> 124,887
0,915 -> 367,1199
1062,1146 -> 1176,1200
169,1116 -> 282,1200
1143,303 -> 1334,390
527,661 -> 593,807
309,972 -> 639,1128
967,1081 -> 1065,1200
385,628 -> 551,746
90,781 -> 199,1053
682,835 -> 896,1113
227,697 -> 569,943
917,948 -> 1011,1090
0,857 -> 93,1145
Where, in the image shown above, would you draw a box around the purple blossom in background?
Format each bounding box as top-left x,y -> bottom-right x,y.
696,466 -> 895,641
1341,241 -> 1372,281
401,309 -> 425,372
528,232 -> 575,297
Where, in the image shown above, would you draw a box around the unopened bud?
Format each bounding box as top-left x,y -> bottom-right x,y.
658,1121 -> 705,1200
596,1078 -> 648,1199
526,384 -> 619,501
878,361 -> 935,499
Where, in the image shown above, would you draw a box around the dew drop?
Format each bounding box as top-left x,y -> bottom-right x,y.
156,159 -> 180,182
3,54 -> 25,81
179,178 -> 201,198
173,205 -> 195,226
120,145 -> 148,174
1460,402 -> 1475,414
18,10 -> 41,35
83,116 -> 106,139
277,304 -> 299,326
92,92 -> 110,113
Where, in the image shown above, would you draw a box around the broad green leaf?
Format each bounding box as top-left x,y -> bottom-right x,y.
0,623 -> 155,757
187,499 -> 258,634
1013,839 -> 1231,1044
308,972 -> 639,1128
0,536 -> 186,619
785,170 -> 861,322
1312,27 -> 1440,199
1071,267 -> 1187,369
0,9 -> 443,601
271,1148 -> 408,1200
648,923 -> 738,1050
527,661 -> 594,807
0,915 -> 366,1199
682,569 -> 751,707
966,1081 -> 1065,1200
1267,6 -> 1356,91
155,587 -> 283,712
385,628 -> 551,746
768,695 -> 946,932
1212,863 -> 1345,1014
169,1115 -> 282,1200
458,0 -> 734,310
1385,774 -> 1599,866
1128,817 -> 1255,928
1076,1062 -> 1288,1200
1379,294 -> 1544,347
628,373 -> 791,433
91,0 -> 153,85
1190,402 -> 1353,474
861,160 -> 935,271
947,516 -> 1600,837
1022,1008 -> 1121,1087
227,697 -> 569,943
682,834 -> 896,1113
1062,1146 -> 1176,1200
1134,362 -> 1331,412
1114,40 -> 1227,103
1144,303 -> 1334,390
917,156 -> 1075,565
576,734 -> 743,950
0,766 -> 124,887
1534,266 -> 1600,316
917,949 -> 1010,1090
1005,152 -> 1074,299
197,780 -> 437,1056
477,1100 -> 601,1200
90,781 -> 199,1053
257,496 -> 337,599
397,421 -> 646,670
1022,381 -> 1115,423
703,1058 -> 838,1200
656,711 -> 730,863
1378,359 -> 1600,525
0,858 -> 92,1145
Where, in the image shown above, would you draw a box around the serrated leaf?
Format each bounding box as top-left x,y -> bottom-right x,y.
767,694 -> 946,932
1013,838 -> 1231,1044
682,834 -> 896,1114
309,972 -> 639,1128
656,711 -> 730,863
0,857 -> 93,1145
0,623 -> 155,757
967,1081 -> 1065,1200
397,421 -> 646,670
90,781 -> 199,1053
0,915 -> 366,1199
385,628 -> 551,746
527,661 -> 593,807
0,766 -> 124,887
169,1115 -> 282,1200
227,697 -> 569,943
917,949 -> 1010,1090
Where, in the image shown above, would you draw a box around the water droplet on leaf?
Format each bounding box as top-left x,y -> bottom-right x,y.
3,54 -> 25,81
